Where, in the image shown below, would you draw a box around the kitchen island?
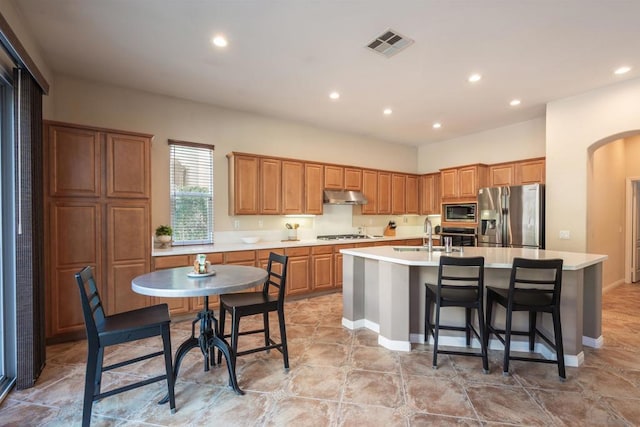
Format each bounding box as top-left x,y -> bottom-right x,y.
340,245 -> 607,367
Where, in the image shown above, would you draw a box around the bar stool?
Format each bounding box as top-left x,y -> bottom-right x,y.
485,257 -> 565,379
424,256 -> 488,373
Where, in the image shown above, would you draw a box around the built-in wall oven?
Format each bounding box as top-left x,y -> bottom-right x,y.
443,203 -> 477,223
440,227 -> 477,246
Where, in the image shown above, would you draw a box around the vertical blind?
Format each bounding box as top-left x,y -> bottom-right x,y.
169,140 -> 214,245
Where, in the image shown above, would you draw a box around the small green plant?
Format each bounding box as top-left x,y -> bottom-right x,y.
155,225 -> 173,237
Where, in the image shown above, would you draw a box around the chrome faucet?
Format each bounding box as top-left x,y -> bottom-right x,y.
423,217 -> 433,251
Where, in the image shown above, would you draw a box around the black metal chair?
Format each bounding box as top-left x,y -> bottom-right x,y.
75,266 -> 176,427
217,252 -> 290,369
485,257 -> 565,379
424,256 -> 489,373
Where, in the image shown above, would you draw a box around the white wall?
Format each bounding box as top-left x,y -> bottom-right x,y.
546,76 -> 640,252
50,75 -> 419,232
417,118 -> 546,173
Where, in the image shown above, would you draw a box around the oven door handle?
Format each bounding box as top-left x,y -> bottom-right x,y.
440,233 -> 478,237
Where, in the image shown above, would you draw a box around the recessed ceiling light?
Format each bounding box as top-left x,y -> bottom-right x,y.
509,99 -> 521,106
468,73 -> 482,83
432,122 -> 442,129
212,35 -> 228,47
614,66 -> 631,75
383,108 -> 393,115
329,91 -> 340,100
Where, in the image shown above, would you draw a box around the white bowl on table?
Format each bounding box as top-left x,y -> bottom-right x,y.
240,236 -> 260,244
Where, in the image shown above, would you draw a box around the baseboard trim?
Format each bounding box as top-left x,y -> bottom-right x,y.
378,335 -> 411,352
583,335 -> 604,348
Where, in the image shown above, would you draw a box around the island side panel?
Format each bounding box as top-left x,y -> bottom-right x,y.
342,254 -> 366,328
364,258 -> 380,329
378,261 -> 411,351
582,262 -> 603,347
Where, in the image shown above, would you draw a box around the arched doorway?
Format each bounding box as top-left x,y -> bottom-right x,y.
587,130 -> 640,290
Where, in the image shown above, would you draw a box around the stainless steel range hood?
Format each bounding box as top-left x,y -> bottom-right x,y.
323,190 -> 368,205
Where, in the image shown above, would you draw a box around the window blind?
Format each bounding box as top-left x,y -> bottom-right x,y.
169,141 -> 214,245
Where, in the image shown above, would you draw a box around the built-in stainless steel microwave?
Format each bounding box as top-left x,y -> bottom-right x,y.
443,203 -> 477,222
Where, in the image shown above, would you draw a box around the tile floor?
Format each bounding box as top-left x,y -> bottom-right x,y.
2,284 -> 640,426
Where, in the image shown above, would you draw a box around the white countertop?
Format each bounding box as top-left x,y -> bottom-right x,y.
152,234 -> 437,257
340,245 -> 608,270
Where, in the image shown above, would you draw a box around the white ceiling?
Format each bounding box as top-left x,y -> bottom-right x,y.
13,0 -> 640,146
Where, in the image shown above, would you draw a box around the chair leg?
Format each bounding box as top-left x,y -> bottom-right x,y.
552,307 -> 566,380
432,300 -> 441,369
477,303 -> 489,374
82,347 -> 100,427
424,288 -> 432,344
263,311 -> 270,349
529,311 -> 537,352
465,308 -> 471,346
161,326 -> 176,413
231,311 -> 241,358
217,305 -> 227,365
503,305 -> 513,376
277,308 -> 289,369
484,293 -> 494,351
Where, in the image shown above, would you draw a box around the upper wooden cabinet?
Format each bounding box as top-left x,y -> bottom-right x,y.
324,165 -> 344,189
344,167 -> 362,191
391,174 -> 406,215
106,133 -> 150,198
440,164 -> 487,200
489,163 -> 515,187
228,153 -> 260,215
405,175 -> 419,215
281,160 -> 303,214
419,173 -> 441,215
361,169 -> 378,214
377,171 -> 392,214
304,163 -> 324,215
259,157 -> 282,215
515,158 -> 545,184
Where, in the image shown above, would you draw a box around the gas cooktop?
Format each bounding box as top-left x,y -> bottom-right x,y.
317,234 -> 371,241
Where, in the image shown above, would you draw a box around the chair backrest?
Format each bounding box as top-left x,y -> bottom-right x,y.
438,255 -> 485,292
508,257 -> 563,305
75,266 -> 105,345
263,252 -> 289,303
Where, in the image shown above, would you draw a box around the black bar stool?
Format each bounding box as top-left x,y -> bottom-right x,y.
485,257 -> 565,379
424,256 -> 488,373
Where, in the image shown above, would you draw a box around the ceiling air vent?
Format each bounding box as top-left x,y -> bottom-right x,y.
366,29 -> 414,58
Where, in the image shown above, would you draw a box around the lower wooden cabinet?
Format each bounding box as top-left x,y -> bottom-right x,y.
285,246 -> 311,296
311,246 -> 334,291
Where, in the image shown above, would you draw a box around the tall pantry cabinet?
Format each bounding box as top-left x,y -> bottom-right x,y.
44,121 -> 152,342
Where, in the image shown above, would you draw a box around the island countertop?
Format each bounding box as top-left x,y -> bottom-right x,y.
339,245 -> 607,270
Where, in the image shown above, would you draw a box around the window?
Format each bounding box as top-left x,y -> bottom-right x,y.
169,140 -> 214,245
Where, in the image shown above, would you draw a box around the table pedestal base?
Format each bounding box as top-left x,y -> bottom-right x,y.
160,297 -> 243,404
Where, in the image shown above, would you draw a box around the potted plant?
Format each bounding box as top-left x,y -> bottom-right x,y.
155,225 -> 173,243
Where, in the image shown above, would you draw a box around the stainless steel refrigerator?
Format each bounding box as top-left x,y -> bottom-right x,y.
477,183 -> 545,249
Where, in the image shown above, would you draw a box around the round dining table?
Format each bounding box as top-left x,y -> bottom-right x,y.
132,264 -> 268,398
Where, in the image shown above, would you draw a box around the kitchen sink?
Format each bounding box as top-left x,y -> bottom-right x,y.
393,246 -> 461,253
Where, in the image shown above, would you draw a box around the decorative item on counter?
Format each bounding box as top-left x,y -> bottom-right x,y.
285,223 -> 299,240
383,220 -> 397,236
154,225 -> 173,248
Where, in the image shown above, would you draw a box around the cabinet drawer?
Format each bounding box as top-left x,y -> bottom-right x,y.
333,243 -> 356,250
311,245 -> 333,255
224,250 -> 256,263
285,246 -> 310,257
154,255 -> 190,270
257,248 -> 285,260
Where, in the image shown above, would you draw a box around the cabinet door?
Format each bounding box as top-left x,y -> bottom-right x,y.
312,253 -> 334,291
324,165 -> 344,189
515,158 -> 545,184
392,174 -> 406,214
334,253 -> 343,288
344,167 -> 362,191
47,125 -> 101,198
47,200 -> 102,338
458,166 -> 478,199
281,160 -> 304,214
489,163 -> 514,187
105,201 -> 150,315
405,175 -> 419,214
361,169 -> 378,214
106,133 -> 150,198
377,171 -> 392,214
440,169 -> 458,199
304,163 -> 323,215
230,154 -> 260,215
285,256 -> 311,296
419,173 -> 440,215
260,157 -> 282,214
